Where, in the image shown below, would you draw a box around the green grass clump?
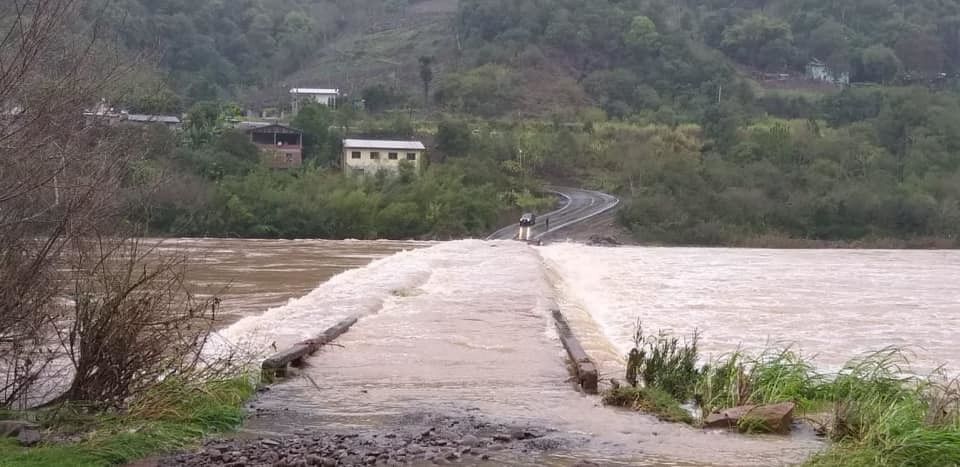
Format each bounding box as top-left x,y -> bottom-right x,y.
0,376 -> 256,467
603,386 -> 694,424
804,349 -> 960,466
610,321 -> 960,465
698,347 -> 828,416
624,320 -> 701,401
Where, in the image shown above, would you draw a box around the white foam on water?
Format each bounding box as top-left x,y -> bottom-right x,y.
540,243 -> 960,373
207,240 -> 525,357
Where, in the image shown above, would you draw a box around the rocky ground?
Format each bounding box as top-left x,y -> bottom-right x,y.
157,412 -> 591,467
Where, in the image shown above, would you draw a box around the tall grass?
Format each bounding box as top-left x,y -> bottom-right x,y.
605,322 -> 960,465
698,347 -> 828,416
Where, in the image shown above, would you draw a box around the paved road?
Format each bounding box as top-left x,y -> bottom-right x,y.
487,187 -> 620,241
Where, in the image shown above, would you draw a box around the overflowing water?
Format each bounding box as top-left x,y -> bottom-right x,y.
183,239 -> 960,465
540,245 -> 960,374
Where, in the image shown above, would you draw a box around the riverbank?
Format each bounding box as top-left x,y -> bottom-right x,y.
0,377 -> 256,467
599,323 -> 960,467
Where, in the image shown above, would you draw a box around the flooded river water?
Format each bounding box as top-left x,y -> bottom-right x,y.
180,239 -> 960,466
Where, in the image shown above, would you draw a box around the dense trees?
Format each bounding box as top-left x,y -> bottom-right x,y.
611,87 -> 960,245
76,0 -> 960,244
452,0 -> 960,118
84,0 -> 394,103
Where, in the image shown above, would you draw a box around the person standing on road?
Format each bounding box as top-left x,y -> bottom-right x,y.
545,217 -> 550,231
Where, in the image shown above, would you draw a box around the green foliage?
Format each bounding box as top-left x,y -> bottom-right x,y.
361,85 -> 408,113
624,16 -> 659,53
436,120 -> 473,156
698,348 -> 828,416
721,14 -> 795,70
625,321 -> 701,402
612,87 -> 960,245
84,0 -> 399,102
183,102 -> 241,148
419,56 -> 435,106
436,65 -> 519,117
0,376 -> 256,467
609,324 -> 960,466
857,46 -> 902,84
291,103 -> 338,165
805,349 -> 960,467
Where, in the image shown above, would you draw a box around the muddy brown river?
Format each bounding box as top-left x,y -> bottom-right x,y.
172,239 -> 960,466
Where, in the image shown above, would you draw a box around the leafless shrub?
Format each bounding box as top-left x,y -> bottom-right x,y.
52,236 -> 219,407
1,1 -> 222,410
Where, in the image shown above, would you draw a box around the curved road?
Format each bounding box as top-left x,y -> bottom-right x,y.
487,187 -> 620,241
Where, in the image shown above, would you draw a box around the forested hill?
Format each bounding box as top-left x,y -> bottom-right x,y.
81,0 -> 960,245
91,0 -> 960,117
84,0 -> 421,107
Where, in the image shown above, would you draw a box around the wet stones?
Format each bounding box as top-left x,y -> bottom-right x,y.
158,414 -> 570,466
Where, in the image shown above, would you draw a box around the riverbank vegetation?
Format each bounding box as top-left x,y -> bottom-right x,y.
604,323 -> 960,466
0,376 -> 255,467
1,3 -> 257,465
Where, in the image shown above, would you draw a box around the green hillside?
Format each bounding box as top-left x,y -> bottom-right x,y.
80,0 -> 960,246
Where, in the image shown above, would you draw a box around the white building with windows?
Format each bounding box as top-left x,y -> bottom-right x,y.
342,139 -> 426,176
290,88 -> 339,114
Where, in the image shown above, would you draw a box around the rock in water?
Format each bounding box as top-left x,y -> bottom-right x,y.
17,429 -> 42,447
704,402 -> 796,434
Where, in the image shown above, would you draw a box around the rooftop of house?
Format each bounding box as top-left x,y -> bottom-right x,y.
289,88 -> 340,95
343,139 -> 426,151
245,123 -> 303,135
126,114 -> 181,124
233,120 -> 275,130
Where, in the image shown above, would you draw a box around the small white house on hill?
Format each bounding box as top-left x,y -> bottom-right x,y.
806,59 -> 850,85
343,139 -> 426,176
290,88 -> 339,114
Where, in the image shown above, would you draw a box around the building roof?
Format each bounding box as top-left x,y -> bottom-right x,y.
234,121 -> 275,131
245,123 -> 303,135
290,88 -> 340,95
343,139 -> 426,150
127,114 -> 181,124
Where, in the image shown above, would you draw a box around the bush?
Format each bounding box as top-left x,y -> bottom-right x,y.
624,321 -> 701,402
